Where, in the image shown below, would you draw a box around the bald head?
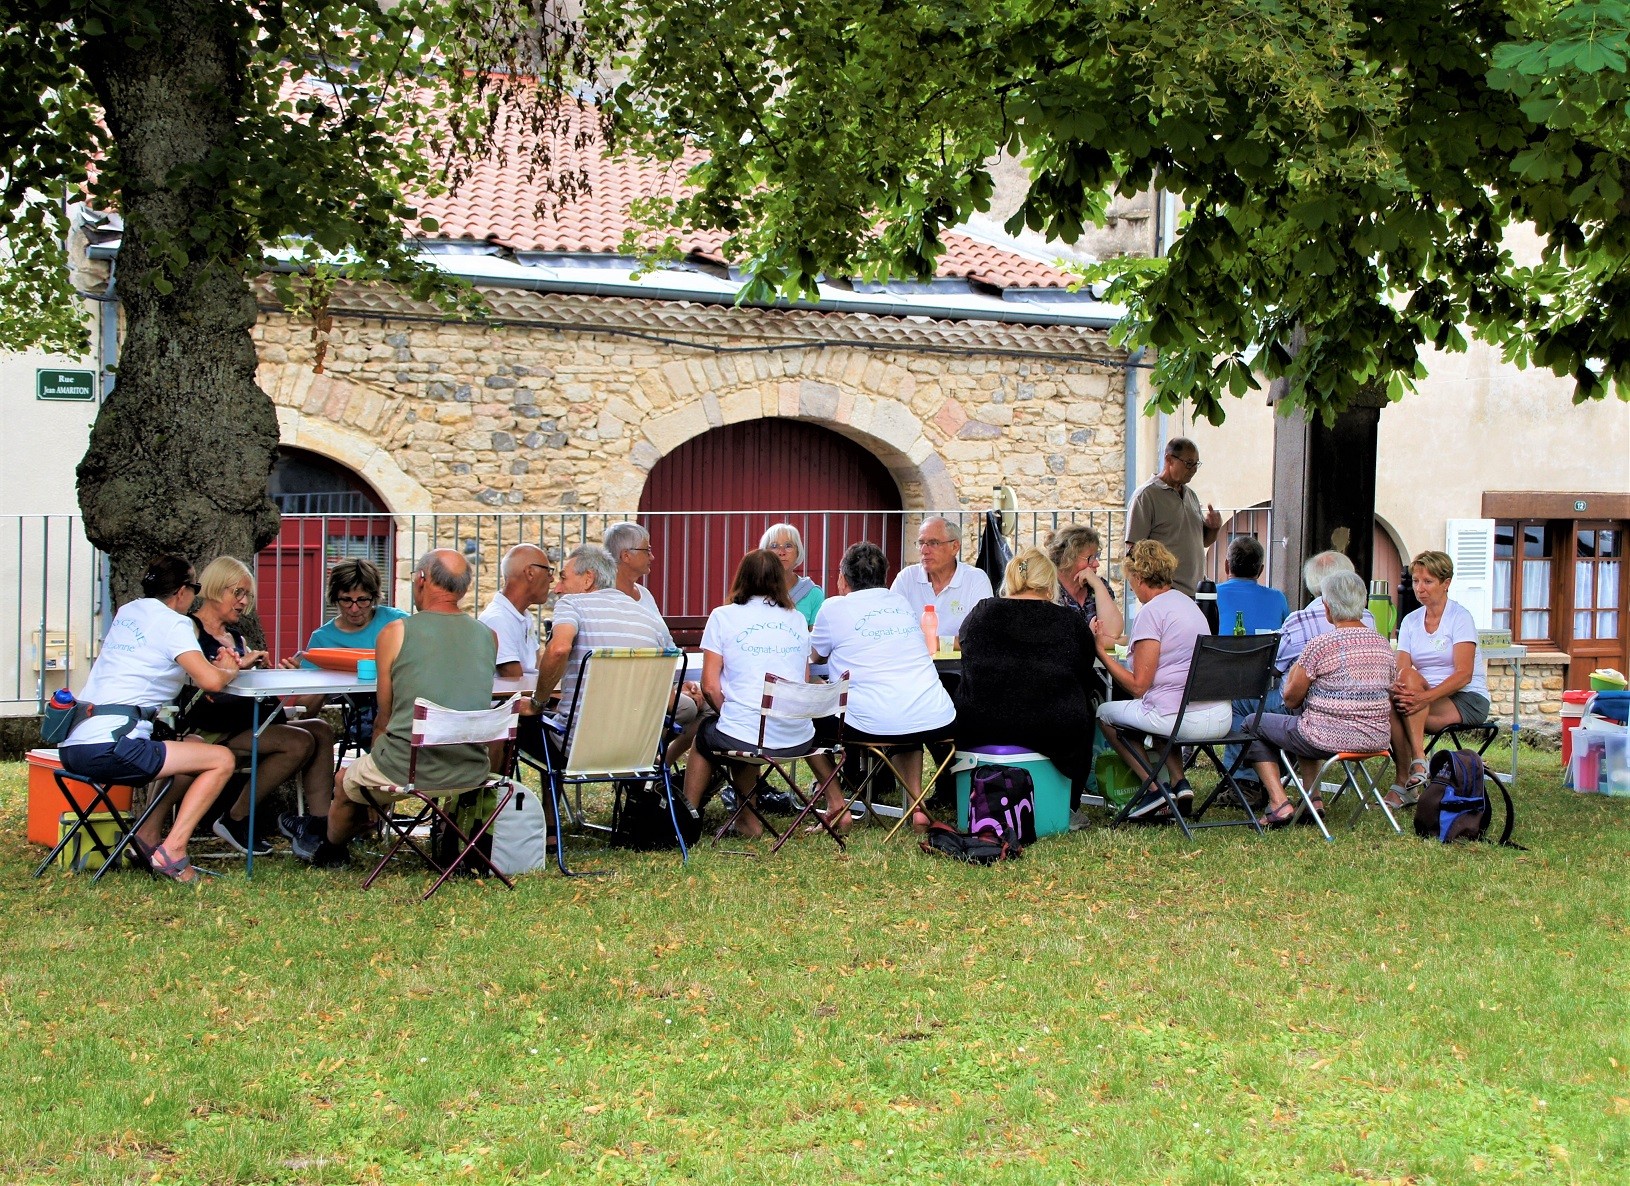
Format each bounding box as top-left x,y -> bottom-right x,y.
415,548 -> 472,605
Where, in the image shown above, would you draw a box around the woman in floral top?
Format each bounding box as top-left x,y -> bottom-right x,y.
1241,571 -> 1395,827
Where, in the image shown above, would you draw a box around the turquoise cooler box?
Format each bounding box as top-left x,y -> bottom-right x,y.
952,746 -> 1071,838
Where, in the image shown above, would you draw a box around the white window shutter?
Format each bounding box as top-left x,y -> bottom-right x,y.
1445,518 -> 1496,629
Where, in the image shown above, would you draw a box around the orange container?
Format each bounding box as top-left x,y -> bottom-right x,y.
25,749 -> 133,846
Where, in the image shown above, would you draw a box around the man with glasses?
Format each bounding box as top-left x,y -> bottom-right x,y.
889,516 -> 995,640
1125,437 -> 1222,599
479,543 -> 554,679
604,521 -> 664,619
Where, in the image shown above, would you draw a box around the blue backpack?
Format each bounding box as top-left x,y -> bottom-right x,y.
1412,749 -> 1519,847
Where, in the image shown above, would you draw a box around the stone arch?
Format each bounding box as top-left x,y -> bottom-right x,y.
616,376 -> 959,511
272,402 -> 433,515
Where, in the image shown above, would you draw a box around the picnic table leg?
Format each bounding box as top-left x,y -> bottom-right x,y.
247,698 -> 259,877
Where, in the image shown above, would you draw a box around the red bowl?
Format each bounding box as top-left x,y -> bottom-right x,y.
305,647 -> 375,672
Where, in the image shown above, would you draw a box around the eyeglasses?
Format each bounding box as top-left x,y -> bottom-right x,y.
767,542 -> 797,552
183,581 -> 202,595
1176,456 -> 1201,471
229,587 -> 252,601
336,595 -> 375,607
917,539 -> 955,550
625,546 -> 654,555
526,563 -> 555,576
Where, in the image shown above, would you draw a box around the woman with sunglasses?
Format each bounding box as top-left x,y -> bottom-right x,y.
56,554 -> 240,883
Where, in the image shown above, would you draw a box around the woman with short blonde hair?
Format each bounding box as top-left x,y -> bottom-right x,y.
1001,546 -> 1059,601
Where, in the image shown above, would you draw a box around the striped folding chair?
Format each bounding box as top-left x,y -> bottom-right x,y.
358,694 -> 524,899
520,647 -> 687,870
713,672 -> 850,854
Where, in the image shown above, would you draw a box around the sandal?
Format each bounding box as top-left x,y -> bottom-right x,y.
148,843 -> 217,885
1257,801 -> 1296,830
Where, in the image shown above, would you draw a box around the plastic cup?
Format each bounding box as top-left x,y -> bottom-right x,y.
356,659 -> 378,681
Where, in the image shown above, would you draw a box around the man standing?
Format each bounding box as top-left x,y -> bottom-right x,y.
294,549 -> 498,866
1124,437 -> 1222,599
889,516 -> 995,639
478,543 -> 554,678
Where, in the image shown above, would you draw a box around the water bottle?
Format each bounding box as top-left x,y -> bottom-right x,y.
42,687 -> 78,745
1233,611 -> 1246,636
921,604 -> 940,655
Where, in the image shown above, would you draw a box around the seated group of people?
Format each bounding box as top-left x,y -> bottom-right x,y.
54,512 -> 1492,881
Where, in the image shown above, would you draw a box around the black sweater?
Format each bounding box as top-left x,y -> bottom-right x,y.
953,597 -> 1099,780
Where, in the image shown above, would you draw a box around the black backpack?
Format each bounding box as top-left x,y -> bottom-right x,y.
919,819 -> 1023,865
1413,749 -> 1520,847
611,779 -> 702,851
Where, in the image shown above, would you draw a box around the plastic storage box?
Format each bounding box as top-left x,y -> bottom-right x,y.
1571,730 -> 1630,796
952,746 -> 1071,838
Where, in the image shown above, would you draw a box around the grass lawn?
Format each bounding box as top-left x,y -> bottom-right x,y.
0,747 -> 1626,1184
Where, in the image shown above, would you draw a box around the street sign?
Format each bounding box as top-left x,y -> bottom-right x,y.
36,369 -> 96,401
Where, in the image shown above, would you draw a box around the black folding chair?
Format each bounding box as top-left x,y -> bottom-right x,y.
1109,635 -> 1278,841
357,694 -> 524,899
33,768 -> 165,882
1426,721 -> 1499,757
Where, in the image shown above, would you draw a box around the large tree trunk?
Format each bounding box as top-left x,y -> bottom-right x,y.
76,1 -> 279,607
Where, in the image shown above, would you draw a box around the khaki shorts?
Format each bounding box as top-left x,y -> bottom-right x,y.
340,750 -> 475,806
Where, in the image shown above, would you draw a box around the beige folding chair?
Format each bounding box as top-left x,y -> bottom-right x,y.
518,647 -> 687,869
359,694 -> 524,899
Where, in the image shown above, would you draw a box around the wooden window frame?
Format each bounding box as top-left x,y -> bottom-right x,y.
1493,518 -> 1560,649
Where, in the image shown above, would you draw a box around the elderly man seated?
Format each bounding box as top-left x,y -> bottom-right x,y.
531,544 -> 694,757
1214,535 -> 1289,635
1239,571 -> 1396,827
890,515 -> 994,641
802,542 -> 956,833
293,549 -> 498,867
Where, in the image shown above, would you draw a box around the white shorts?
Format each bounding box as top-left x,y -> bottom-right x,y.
1097,698 -> 1232,741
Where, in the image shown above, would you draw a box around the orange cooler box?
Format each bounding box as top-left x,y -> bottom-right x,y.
25,748 -> 133,846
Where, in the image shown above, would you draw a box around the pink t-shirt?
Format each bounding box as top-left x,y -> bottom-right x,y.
1295,626 -> 1396,754
1130,588 -> 1211,717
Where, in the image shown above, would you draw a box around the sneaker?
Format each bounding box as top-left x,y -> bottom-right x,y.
213,813 -> 273,856
291,818 -> 348,867
1173,781 -> 1195,818
757,789 -> 797,815
1123,786 -> 1171,820
1069,808 -> 1093,831
719,787 -> 738,815
277,811 -> 307,842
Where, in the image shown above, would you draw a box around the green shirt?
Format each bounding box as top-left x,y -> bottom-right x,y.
372,611 -> 498,790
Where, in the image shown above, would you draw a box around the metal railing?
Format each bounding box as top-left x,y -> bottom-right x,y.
1,505 -> 1275,712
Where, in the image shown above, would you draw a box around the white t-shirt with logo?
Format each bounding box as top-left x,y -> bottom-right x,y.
1399,599 -> 1488,698
478,594 -> 540,674
700,597 -> 812,750
63,598 -> 202,747
888,560 -> 994,638
810,588 -> 954,736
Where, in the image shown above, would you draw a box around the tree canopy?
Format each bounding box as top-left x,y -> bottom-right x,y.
0,0 -> 592,597
586,0 -> 1630,422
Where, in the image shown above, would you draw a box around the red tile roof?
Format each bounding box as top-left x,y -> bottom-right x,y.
417,100 -> 1076,291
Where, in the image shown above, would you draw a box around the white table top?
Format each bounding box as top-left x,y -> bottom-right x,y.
226,669 -> 536,697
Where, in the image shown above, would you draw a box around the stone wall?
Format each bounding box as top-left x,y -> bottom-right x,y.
1486,652 -> 1567,735
252,284 -> 1129,518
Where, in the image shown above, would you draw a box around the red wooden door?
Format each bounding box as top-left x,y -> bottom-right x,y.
637,420 -> 904,643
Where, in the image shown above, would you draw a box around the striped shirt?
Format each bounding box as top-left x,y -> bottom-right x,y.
552,589 -> 675,722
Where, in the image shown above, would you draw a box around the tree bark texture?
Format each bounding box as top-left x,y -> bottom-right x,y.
76,0 -> 280,606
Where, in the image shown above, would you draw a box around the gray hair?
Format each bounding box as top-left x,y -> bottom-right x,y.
1226,535 -> 1266,581
921,515 -> 963,544
759,522 -> 804,564
564,543 -> 616,591
603,521 -> 650,563
839,541 -> 888,591
417,550 -> 471,598
499,543 -> 545,580
1302,549 -> 1355,596
1320,570 -> 1368,622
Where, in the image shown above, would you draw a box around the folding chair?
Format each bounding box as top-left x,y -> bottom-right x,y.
840,731 -> 959,844
33,768 -> 166,882
1110,635 -> 1278,841
1426,721 -> 1498,758
1277,750 -> 1402,841
712,672 -> 850,855
358,694 -> 524,899
519,647 -> 686,871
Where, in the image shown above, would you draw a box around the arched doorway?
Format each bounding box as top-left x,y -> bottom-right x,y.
637,419 -> 905,641
256,449 -> 397,658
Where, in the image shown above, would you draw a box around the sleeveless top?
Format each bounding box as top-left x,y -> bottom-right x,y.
371,611 -> 498,790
